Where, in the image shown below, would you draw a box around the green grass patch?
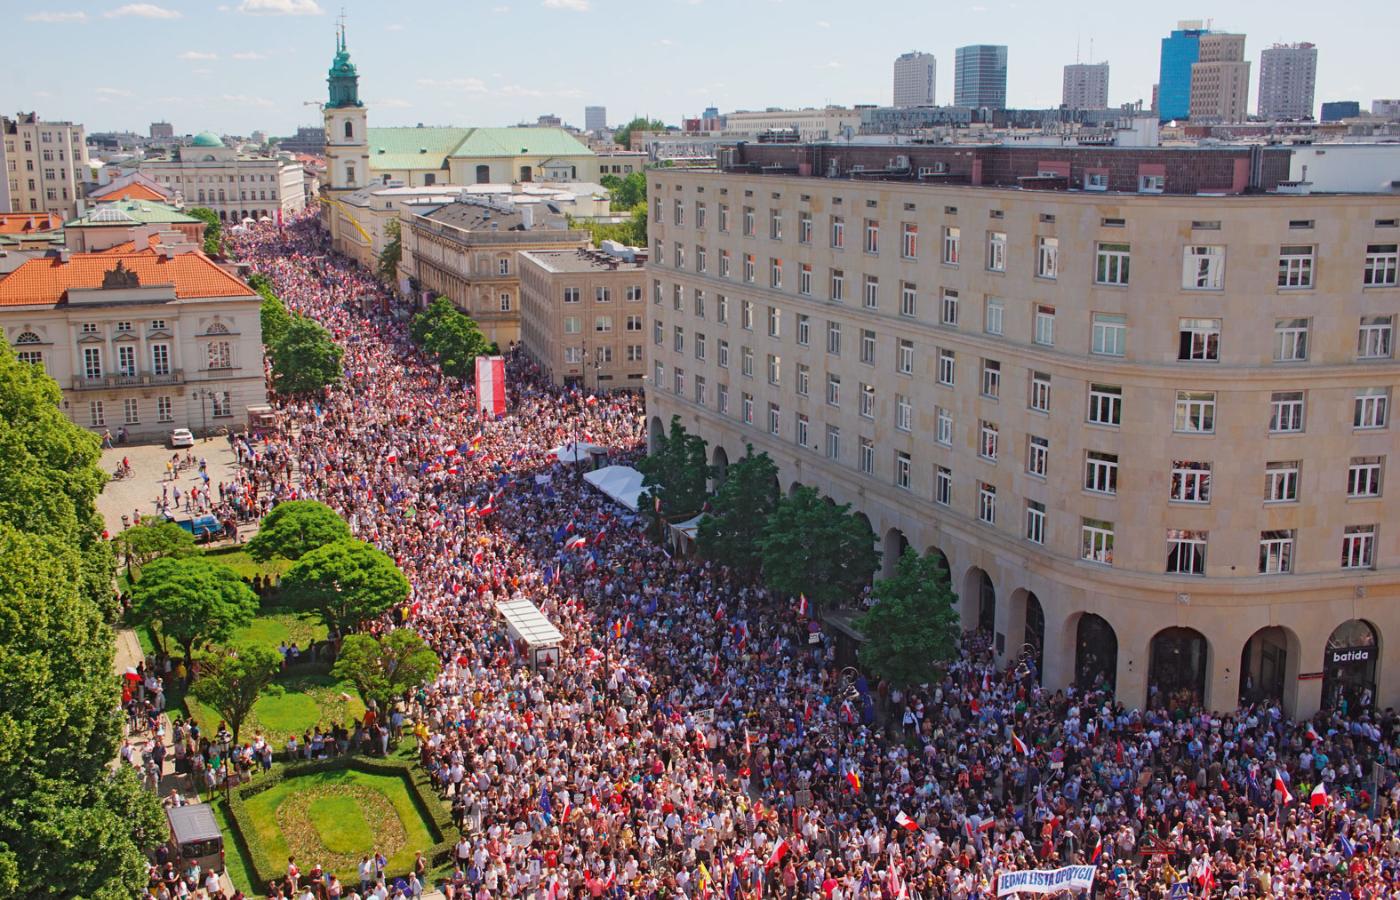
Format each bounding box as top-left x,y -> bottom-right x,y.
210,796 -> 257,895
203,546 -> 291,581
307,794 -> 374,853
231,607 -> 327,648
186,673 -> 366,740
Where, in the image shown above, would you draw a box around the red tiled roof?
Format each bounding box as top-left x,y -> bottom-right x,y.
0,248 -> 253,307
0,213 -> 64,235
94,234 -> 165,254
91,183 -> 169,202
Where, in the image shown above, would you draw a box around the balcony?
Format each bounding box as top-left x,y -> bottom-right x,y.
70,369 -> 185,391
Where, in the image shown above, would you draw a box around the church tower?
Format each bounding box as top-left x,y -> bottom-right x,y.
324,24 -> 367,192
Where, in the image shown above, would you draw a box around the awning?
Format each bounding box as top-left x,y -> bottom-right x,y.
582,465 -> 645,511
496,598 -> 564,648
167,804 -> 221,846
670,513 -> 706,542
549,441 -> 606,464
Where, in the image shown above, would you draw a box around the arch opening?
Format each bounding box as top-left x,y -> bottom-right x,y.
1239,626 -> 1290,708
1074,613 -> 1117,694
1149,627 -> 1209,710
1322,619 -> 1379,713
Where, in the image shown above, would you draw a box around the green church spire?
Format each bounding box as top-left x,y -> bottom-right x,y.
326,24 -> 362,109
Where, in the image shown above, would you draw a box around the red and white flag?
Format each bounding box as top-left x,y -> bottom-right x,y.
1274,769 -> 1294,805
1310,782 -> 1330,809
1306,722 -> 1321,742
894,810 -> 919,832
1011,731 -> 1029,755
765,839 -> 790,869
474,355 -> 507,416
845,769 -> 862,793
1090,835 -> 1103,863
796,594 -> 809,617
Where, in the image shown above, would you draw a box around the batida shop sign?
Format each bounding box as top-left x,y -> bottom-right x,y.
1327,646 -> 1374,667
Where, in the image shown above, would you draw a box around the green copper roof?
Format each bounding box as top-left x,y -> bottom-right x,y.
66,201 -> 200,228
326,25 -> 362,109
366,127 -> 470,170
451,127 -> 593,159
191,132 -> 223,148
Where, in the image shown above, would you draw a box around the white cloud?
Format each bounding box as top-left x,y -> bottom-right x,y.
237,0 -> 324,14
657,38 -> 674,46
542,0 -> 589,11
817,60 -> 841,69
815,19 -> 830,27
221,93 -> 276,108
416,77 -> 488,92
385,23 -> 405,31
500,84 -> 584,99
492,4 -> 511,11
178,50 -> 219,60
97,87 -> 134,97
231,50 -> 267,60
25,11 -> 89,23
105,4 -> 183,18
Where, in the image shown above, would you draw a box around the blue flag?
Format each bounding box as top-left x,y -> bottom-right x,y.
539,785 -> 553,824
1338,834 -> 1356,858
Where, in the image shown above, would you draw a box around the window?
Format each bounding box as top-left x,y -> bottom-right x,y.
795,363 -> 810,397
860,383 -> 876,419
985,298 -> 1004,336
156,396 -> 173,423
695,332 -> 707,360
500,292 -> 512,312
1036,236 -> 1058,279
694,289 -> 706,317
831,216 -> 845,248
1084,451 -> 1118,494
1166,530 -> 1207,575
1170,461 -> 1212,503
564,287 -> 581,304
1178,318 -> 1221,362
860,329 -> 876,364
1354,388 -> 1389,429
117,345 -> 136,377
1026,501 -> 1046,544
673,368 -> 686,396
936,407 -> 952,445
1096,242 -> 1130,285
718,203 -> 729,232
673,284 -> 683,310
81,346 -> 102,379
800,264 -> 813,295
767,353 -> 781,385
986,231 -> 1005,272
902,223 -> 918,259
1139,174 -> 1165,193
896,451 -> 912,490
979,421 -> 999,461
863,275 -> 879,310
830,268 -> 845,302
936,467 -> 952,505
859,438 -> 875,475
695,202 -> 706,229
1092,314 -> 1126,357
717,295 -> 728,323
720,251 -> 731,278
717,384 -> 729,413
742,206 -> 755,236
936,347 -> 953,384
898,340 -> 914,375
1358,315 -> 1393,359
895,394 -> 912,431
1270,391 -> 1305,433
741,300 -> 754,330
564,316 -> 582,335
742,392 -> 753,425
1342,525 -> 1376,569
827,321 -> 842,355
1088,384 -> 1122,426
498,257 -> 510,276
674,243 -> 686,270
796,314 -> 810,346
1182,245 -> 1225,290
654,319 -> 664,346
770,209 -> 782,240
1277,245 -> 1315,288
1027,371 -> 1051,413
981,359 -> 1000,398
673,326 -> 685,351
123,398 -> 140,425
770,258 -> 783,288
1033,305 -> 1055,346
1265,461 -> 1299,503
799,211 -> 812,244
1259,531 -> 1295,574
695,375 -> 707,405
741,346 -> 753,377
565,346 -> 583,363
826,373 -> 841,406
766,306 -> 781,338
1348,457 -> 1383,497
1363,244 -> 1398,286
864,219 -> 879,254
696,246 -> 707,273
795,413 -> 809,447
743,254 -> 755,283
1027,436 -> 1048,478
1081,519 -> 1114,565
595,315 -> 613,334
89,400 -> 105,428
626,345 -> 643,363
768,402 -> 780,435
1085,172 -> 1109,191
1274,318 -> 1309,362
941,226 -> 961,265
826,425 -> 841,460
937,289 -> 957,325
115,321 -> 132,333
1174,391 -> 1215,433
978,483 -> 997,524
205,340 -> 233,370
653,279 -> 663,304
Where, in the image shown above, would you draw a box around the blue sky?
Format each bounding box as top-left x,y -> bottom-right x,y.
2,0 -> 1396,136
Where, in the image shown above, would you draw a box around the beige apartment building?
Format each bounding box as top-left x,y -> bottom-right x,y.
1190,33 -> 1251,124
645,143 -> 1399,719
518,244 -> 649,390
138,132 -> 306,224
1,113 -> 90,218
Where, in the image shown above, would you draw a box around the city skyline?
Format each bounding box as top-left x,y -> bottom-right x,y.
3,0 -> 1397,134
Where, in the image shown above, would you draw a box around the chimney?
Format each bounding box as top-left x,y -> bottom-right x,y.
520,204 -> 534,230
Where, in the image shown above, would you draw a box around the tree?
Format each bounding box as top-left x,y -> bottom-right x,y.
129,556 -> 258,670
187,206 -> 223,256
190,644 -> 283,743
599,171 -> 647,209
113,517 -> 195,579
410,298 -> 490,381
280,538 -> 410,635
377,218 -> 402,284
613,116 -> 667,148
637,415 -> 710,521
246,499 -> 351,562
696,445 -> 778,580
856,549 -> 961,688
270,314 -> 343,396
757,486 -> 880,613
259,288 -> 292,349
333,630 -> 440,713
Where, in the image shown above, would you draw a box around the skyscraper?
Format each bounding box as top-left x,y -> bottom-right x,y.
893,51 -> 937,108
584,106 -> 607,132
1062,63 -> 1110,109
1189,32 -> 1251,123
954,45 -> 1008,109
1257,43 -> 1317,120
1158,21 -> 1209,121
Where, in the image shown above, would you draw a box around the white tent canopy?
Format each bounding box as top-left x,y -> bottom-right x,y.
549,441 -> 607,464
671,513 -> 706,541
583,465 -> 645,511
496,598 -> 564,648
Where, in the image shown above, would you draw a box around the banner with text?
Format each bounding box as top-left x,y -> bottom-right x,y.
996,865 -> 1096,896
475,355 -> 507,416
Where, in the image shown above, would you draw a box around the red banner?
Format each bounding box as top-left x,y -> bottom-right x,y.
475,355 -> 506,416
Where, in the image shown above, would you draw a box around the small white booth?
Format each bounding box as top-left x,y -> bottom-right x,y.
582,465 -> 645,512
496,598 -> 565,670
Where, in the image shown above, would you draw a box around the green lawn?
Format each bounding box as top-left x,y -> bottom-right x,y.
186,672 -> 366,740
231,607 -> 327,649
210,797 -> 257,894
203,545 -> 291,581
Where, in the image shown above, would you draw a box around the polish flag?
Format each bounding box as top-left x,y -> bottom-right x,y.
1274,769 -> 1294,805
442,444 -> 457,456
845,769 -> 862,793
386,450 -> 398,463
718,689 -> 731,707
765,839 -> 790,869
1305,722 -> 1321,742
1198,862 -> 1215,892
478,493 -> 496,516
585,394 -> 599,406
1310,782 -> 1330,809
712,655 -> 721,677
471,548 -> 484,567
1011,731 -> 1029,755
803,699 -> 813,722
564,535 -> 588,551
1090,835 -> 1103,863
796,594 -> 809,617
840,700 -> 855,724
894,811 -> 919,832
713,604 -> 726,621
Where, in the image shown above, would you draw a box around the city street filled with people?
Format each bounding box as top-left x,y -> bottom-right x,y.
214,210 -> 1400,899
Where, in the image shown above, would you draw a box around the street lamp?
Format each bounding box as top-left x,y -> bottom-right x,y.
192,388 -> 210,441
216,726 -> 233,802
834,666 -> 860,810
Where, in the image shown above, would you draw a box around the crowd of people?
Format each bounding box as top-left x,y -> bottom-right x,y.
203,211 -> 1400,899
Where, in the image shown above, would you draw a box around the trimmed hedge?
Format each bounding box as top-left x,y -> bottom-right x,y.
225,755 -> 456,890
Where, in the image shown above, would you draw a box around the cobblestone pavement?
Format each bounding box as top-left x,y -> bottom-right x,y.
97,437 -> 242,536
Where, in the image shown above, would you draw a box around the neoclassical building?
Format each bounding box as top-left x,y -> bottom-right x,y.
645,142 -> 1399,718
137,132 -> 305,224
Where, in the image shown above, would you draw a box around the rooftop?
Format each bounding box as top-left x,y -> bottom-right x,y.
0,213 -> 64,235
66,201 -> 199,228
420,198 -> 569,233
0,247 -> 253,307
365,126 -> 594,170
522,247 -> 646,273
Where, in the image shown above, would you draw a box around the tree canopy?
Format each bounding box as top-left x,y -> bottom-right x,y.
613,117 -> 667,148
113,517 -> 195,579
410,297 -> 492,381
280,538 -> 410,635
569,205 -> 647,248
269,313 -> 344,396
637,415 -> 710,520
757,486 -> 880,612
855,549 -> 961,688
246,499 -> 351,562
187,206 -> 223,256
332,629 -> 440,713
696,445 -> 778,580
599,171 -> 647,209
190,644 -> 283,743
377,218 -> 402,284
129,556 -> 259,670
258,287 -> 292,348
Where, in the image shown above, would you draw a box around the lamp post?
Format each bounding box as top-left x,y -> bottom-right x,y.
216,726 -> 233,802
192,388 -> 210,441
834,666 -> 860,811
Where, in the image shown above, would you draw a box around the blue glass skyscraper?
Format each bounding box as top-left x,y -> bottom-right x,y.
1158,23 -> 1209,121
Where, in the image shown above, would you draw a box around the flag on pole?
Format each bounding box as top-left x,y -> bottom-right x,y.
1309,782 -> 1330,809
796,594 -> 809,617
474,356 -> 507,416
894,811 -> 919,832
1273,769 -> 1294,805
765,839 -> 790,869
1011,731 -> 1029,755
1305,722 -> 1321,742
1091,835 -> 1103,863
845,769 -> 862,793
1338,834 -> 1356,858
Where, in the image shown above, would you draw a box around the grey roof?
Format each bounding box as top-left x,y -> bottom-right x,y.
422,201 -> 568,233
523,248 -> 646,273
167,804 -> 221,845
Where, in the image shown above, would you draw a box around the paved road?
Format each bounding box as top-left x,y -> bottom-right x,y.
97,438 -> 242,536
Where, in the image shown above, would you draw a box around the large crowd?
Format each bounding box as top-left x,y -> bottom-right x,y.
199,211 -> 1400,899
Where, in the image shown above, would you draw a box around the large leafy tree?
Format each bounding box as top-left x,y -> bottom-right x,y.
259,289 -> 292,349
333,629 -> 440,712
599,171 -> 647,209
757,486 -> 880,613
856,549 -> 961,687
613,116 -> 667,148
411,297 -> 491,380
696,446 -> 778,580
113,518 -> 195,579
377,218 -> 402,283
246,499 -> 351,562
280,538 -> 410,635
637,415 -> 710,520
190,644 -> 283,743
270,314 -> 344,396
129,556 -> 259,670
187,205 -> 223,256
